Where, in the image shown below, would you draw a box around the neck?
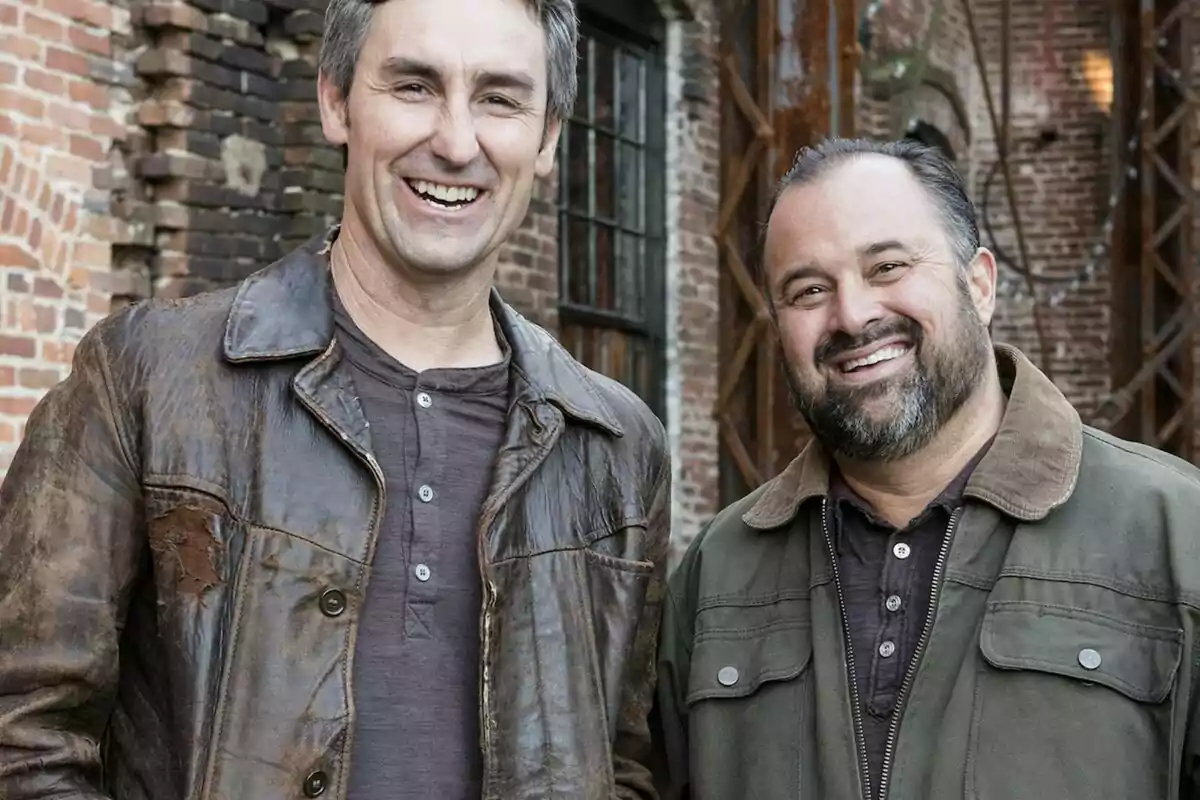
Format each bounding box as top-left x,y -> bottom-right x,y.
835,364 -> 1006,527
329,218 -> 503,371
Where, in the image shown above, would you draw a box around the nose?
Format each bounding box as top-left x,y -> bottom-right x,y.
830,282 -> 884,337
429,97 -> 481,167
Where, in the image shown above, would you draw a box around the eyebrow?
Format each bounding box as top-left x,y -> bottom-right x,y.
378,56 -> 536,97
860,239 -> 909,257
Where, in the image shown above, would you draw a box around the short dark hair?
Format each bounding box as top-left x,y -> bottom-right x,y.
771,136 -> 981,269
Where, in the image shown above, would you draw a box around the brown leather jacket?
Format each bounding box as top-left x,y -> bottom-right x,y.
0,238 -> 671,800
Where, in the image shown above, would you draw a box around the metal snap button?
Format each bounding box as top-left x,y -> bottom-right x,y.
1078,648 -> 1102,670
879,640 -> 896,658
418,485 -> 434,503
318,588 -> 346,618
885,595 -> 902,612
303,770 -> 328,797
414,563 -> 431,582
717,666 -> 739,686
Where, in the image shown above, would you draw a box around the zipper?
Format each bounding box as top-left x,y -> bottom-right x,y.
875,506 -> 963,800
474,402 -> 559,799
820,497 -> 872,800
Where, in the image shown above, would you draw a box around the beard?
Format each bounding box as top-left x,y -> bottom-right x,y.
788,279 -> 993,462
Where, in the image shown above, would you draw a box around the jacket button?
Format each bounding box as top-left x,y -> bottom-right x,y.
717,666 -> 739,686
1078,648 -> 1102,670
319,589 -> 347,618
303,770 -> 328,797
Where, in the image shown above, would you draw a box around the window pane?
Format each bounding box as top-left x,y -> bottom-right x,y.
567,123 -> 590,213
618,142 -> 641,231
618,50 -> 644,143
594,132 -> 615,220
616,231 -> 643,318
567,218 -> 592,305
593,39 -> 615,128
595,224 -> 614,311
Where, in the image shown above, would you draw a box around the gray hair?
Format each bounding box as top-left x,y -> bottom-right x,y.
772,137 -> 980,269
319,0 -> 579,121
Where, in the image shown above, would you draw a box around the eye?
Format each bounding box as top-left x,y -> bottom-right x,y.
393,82 -> 430,97
483,94 -> 520,109
873,261 -> 907,280
787,285 -> 826,307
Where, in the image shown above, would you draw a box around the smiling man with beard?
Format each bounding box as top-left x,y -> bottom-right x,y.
650,137 -> 1200,800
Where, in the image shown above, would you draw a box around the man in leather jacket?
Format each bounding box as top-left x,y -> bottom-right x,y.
0,0 -> 669,797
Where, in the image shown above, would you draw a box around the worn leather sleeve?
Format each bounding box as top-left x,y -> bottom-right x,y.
0,320 -> 143,798
611,444 -> 672,799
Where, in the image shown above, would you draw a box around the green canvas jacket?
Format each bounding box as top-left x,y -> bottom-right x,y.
653,344 -> 1200,799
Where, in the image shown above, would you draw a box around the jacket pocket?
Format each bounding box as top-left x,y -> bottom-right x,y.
684,614 -> 815,799
967,601 -> 1182,800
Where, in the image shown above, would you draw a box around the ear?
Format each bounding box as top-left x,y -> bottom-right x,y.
318,70 -> 350,146
534,115 -> 563,178
966,246 -> 998,326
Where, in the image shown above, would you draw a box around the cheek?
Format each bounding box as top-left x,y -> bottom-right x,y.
775,317 -> 820,374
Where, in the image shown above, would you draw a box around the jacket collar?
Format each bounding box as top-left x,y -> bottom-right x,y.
222,231 -> 624,436
742,344 -> 1082,529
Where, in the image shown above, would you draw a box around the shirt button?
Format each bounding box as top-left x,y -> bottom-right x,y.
318,588 -> 346,617
1078,648 -> 1102,670
414,563 -> 431,582
879,640 -> 896,658
418,485 -> 434,503
717,666 -> 739,686
302,770 -> 328,797
416,391 -> 432,408
885,595 -> 902,612
893,542 -> 911,559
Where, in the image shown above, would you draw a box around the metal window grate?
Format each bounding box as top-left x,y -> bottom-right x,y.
558,21 -> 667,417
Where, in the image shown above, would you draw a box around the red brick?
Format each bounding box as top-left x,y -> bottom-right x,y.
68,78 -> 108,109
41,340 -> 75,364
18,367 -> 61,390
45,46 -> 89,77
0,334 -> 37,358
32,304 -> 57,334
0,32 -> 42,60
44,153 -> 92,184
0,88 -> 46,119
0,366 -> 14,387
0,397 -> 40,417
67,24 -> 109,56
17,122 -> 64,148
0,243 -> 37,268
0,421 -> 15,445
42,0 -> 111,29
0,2 -> 17,26
23,12 -> 64,41
24,67 -> 66,95
75,240 -> 109,268
0,114 -> 15,138
47,101 -> 90,133
0,62 -> 15,85
33,277 -> 63,299
69,133 -> 106,161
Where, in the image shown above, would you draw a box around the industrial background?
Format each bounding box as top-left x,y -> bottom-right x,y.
0,0 -> 1195,552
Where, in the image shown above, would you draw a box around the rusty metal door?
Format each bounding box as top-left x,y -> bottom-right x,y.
716,0 -> 857,503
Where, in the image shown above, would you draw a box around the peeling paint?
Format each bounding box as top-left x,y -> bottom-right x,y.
149,506 -> 224,595
220,134 -> 267,197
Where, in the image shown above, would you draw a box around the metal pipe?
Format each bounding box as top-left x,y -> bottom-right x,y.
960,0 -> 1055,380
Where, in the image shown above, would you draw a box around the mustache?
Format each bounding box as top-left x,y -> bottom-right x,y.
815,317 -> 922,366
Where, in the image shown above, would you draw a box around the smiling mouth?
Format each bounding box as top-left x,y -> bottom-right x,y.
405,178 -> 483,209
837,343 -> 912,373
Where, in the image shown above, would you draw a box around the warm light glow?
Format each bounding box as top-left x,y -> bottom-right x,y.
1083,49 -> 1114,112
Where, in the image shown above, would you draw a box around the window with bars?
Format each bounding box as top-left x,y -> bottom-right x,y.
558,10 -> 667,417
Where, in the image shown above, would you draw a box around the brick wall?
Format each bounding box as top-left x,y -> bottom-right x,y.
0,0 -> 133,471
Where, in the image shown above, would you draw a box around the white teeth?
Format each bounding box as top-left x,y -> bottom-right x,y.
842,345 -> 909,372
411,179 -> 480,204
